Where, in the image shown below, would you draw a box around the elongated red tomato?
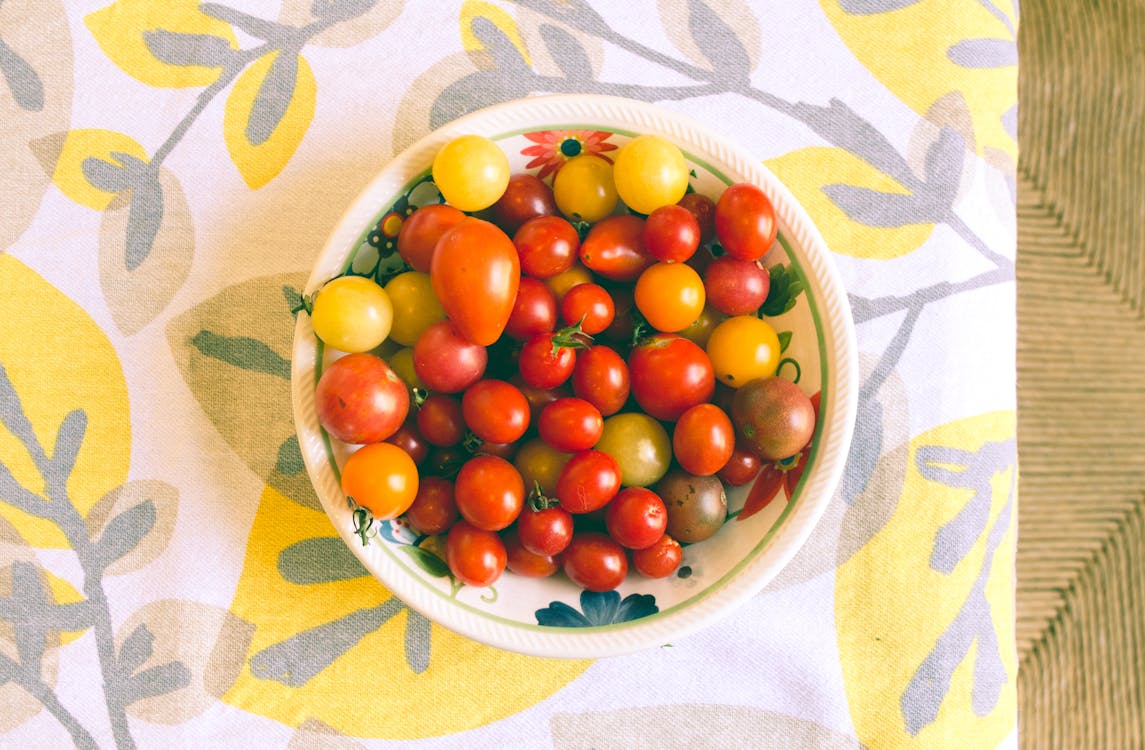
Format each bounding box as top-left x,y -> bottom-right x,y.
715,183 -> 777,261
431,217 -> 520,345
579,214 -> 653,282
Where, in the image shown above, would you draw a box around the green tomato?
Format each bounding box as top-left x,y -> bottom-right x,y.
432,135 -> 510,212
311,275 -> 393,353
553,154 -> 619,223
513,438 -> 571,498
384,271 -> 445,347
612,135 -> 690,215
594,412 -> 671,488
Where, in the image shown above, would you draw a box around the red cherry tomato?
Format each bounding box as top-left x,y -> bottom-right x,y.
556,449 -> 621,514
714,183 -> 777,261
505,277 -> 558,341
628,333 -> 715,421
571,345 -> 630,416
579,214 -> 653,282
416,394 -> 465,447
513,215 -> 579,279
412,321 -> 487,393
604,487 -> 668,550
403,476 -> 457,535
503,528 -> 559,578
454,455 -> 525,531
396,203 -> 465,272
431,217 -> 520,346
516,504 -> 574,556
631,534 -> 683,578
492,173 -> 558,234
677,193 -> 716,244
559,283 -> 615,335
385,418 -> 429,465
315,353 -> 409,444
562,532 -> 628,591
643,204 -> 700,262
471,439 -> 518,462
538,397 -> 604,453
718,446 -> 762,486
518,329 -> 586,389
509,374 -> 566,424
445,521 -> 506,587
461,379 -> 530,444
703,256 -> 770,316
600,284 -> 636,343
672,403 -> 735,476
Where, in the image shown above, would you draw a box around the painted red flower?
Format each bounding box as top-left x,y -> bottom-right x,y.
521,130 -> 618,179
738,391 -> 821,522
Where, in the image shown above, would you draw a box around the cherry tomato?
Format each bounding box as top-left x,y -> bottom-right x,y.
604,487 -> 668,550
703,257 -> 770,316
416,394 -> 465,447
445,521 -> 506,587
657,470 -> 726,543
579,214 -> 653,282
386,347 -> 425,393
513,437 -> 571,498
677,193 -> 716,244
538,397 -> 603,453
643,204 -> 700,262
545,263 -> 594,301
562,532 -> 627,591
556,449 -> 621,514
385,418 -> 429,465
311,276 -> 393,353
571,345 -> 630,416
672,403 -> 735,476
612,135 -> 689,215
425,445 -> 467,478
513,215 -> 579,279
705,315 -> 780,388
403,476 -> 457,534
384,271 -> 446,347
509,374 -> 566,424
316,353 -> 409,444
469,439 -> 518,462
340,443 -> 419,520
396,203 -> 465,272
516,504 -> 574,556
634,262 -> 706,333
412,320 -> 487,393
731,376 -> 816,460
505,276 -> 558,341
518,329 -> 587,389
454,455 -> 525,531
594,412 -> 672,488
559,283 -> 614,335
628,333 -> 715,421
599,284 -> 636,343
432,134 -> 510,212
493,173 -> 558,233
553,154 -> 618,223
431,217 -> 519,346
631,534 -> 683,578
715,182 -> 777,261
678,304 -> 723,350
718,446 -> 762,487
503,528 -> 559,578
461,379 -> 530,444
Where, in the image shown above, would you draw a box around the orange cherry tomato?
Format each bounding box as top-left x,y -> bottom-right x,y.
634,262 -> 706,333
340,443 -> 419,520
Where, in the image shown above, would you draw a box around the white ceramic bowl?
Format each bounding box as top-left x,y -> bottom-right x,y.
292,95 -> 857,658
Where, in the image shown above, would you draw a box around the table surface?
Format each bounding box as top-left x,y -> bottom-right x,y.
0,2 -> 1018,748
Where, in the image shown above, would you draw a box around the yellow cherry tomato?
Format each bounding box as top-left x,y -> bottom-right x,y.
553,154 -> 618,222
612,134 -> 690,215
384,271 -> 445,346
544,263 -> 594,301
341,442 -> 419,520
705,315 -> 781,388
432,135 -> 510,212
634,262 -> 706,333
678,304 -> 725,349
386,348 -> 425,391
311,275 -> 393,353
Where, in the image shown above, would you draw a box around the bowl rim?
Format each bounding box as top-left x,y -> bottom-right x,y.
291,94 -> 858,658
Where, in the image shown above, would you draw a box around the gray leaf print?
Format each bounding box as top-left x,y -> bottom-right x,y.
686,0 -> 750,80
539,23 -> 592,83
277,537 -> 369,584
506,0 -> 609,37
49,409 -> 87,483
121,661 -> 193,705
946,38 -> 1016,69
126,177 -> 164,271
143,29 -> 235,68
81,157 -> 134,193
246,51 -> 299,146
404,609 -> 431,674
0,37 -> 44,112
971,607 -> 1005,716
116,623 -> 155,677
922,127 -> 964,212
311,0 -> 378,23
11,562 -> 48,678
839,0 -> 924,13
95,501 -> 157,570
839,394 -> 883,507
430,18 -> 532,128
200,3 -> 284,41
916,445 -> 990,574
821,184 -> 929,227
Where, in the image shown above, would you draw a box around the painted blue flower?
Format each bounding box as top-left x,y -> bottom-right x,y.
535,590 -> 658,627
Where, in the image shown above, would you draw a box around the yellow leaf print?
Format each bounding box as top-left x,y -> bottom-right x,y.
45,129 -> 148,211
820,0 -> 1017,160
766,147 -> 934,259
460,0 -> 532,67
222,484 -> 587,739
0,255 -> 130,548
835,411 -> 1017,748
85,0 -> 238,88
223,51 -> 317,190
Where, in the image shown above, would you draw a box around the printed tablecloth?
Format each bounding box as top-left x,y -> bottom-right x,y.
0,1 -> 1018,748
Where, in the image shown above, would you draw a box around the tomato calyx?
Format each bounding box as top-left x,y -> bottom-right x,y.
346,495 -> 378,547
411,387 -> 428,408
550,320 -> 593,355
572,219 -> 593,240
290,289 -> 316,317
527,481 -> 560,512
